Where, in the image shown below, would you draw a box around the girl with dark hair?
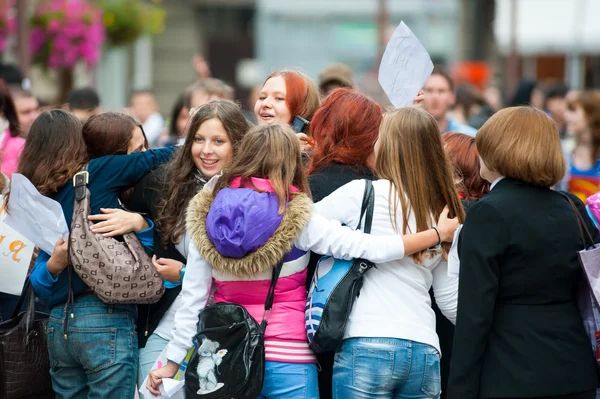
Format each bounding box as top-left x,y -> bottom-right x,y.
124,100 -> 252,395
82,112 -> 152,238
563,90 -> 600,202
18,109 -> 175,399
0,79 -> 23,177
164,92 -> 189,146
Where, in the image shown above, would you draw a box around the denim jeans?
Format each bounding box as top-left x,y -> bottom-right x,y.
46,294 -> 138,399
333,337 -> 441,399
138,333 -> 169,399
257,361 -> 319,399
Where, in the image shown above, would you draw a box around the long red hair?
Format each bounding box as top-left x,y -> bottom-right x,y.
442,132 -> 490,200
264,70 -> 320,122
307,89 -> 381,174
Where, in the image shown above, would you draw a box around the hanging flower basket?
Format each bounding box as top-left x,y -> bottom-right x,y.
101,0 -> 144,46
0,0 -> 15,53
100,0 -> 166,46
30,0 -> 105,69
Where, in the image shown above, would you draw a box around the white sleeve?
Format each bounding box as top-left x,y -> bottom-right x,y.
165,239 -> 213,364
432,260 -> 459,324
313,179 -> 364,227
294,211 -> 405,263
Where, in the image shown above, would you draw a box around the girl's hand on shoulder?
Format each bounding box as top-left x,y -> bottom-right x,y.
437,206 -> 460,242
88,208 -> 149,236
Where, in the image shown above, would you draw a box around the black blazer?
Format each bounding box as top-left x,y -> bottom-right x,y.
447,178 -> 599,399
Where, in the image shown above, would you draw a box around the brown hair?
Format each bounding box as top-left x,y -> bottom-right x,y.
570,90 -> 600,163
157,100 -> 252,247
476,106 -> 565,187
375,107 -> 465,263
263,70 -> 321,122
17,110 -> 87,195
82,112 -> 148,159
442,132 -> 490,200
431,66 -> 454,92
213,123 -> 310,214
0,79 -> 20,137
185,78 -> 235,108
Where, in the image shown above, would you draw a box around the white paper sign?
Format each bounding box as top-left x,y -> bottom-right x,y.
0,197 -> 34,295
5,173 -> 69,255
378,22 -> 434,108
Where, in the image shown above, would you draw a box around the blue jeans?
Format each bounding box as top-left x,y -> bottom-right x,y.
47,294 -> 138,399
138,333 -> 169,399
257,361 -> 319,399
333,338 -> 441,399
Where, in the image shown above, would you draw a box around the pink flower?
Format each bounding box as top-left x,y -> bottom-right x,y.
30,0 -> 105,69
48,20 -> 61,34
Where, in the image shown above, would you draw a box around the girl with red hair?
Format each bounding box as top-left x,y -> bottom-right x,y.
254,69 -> 320,125
442,132 -> 490,209
254,69 -> 320,152
307,88 -> 382,201
305,88 -> 383,399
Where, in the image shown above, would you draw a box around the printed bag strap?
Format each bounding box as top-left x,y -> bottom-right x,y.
357,180 -> 375,234
559,191 -> 595,249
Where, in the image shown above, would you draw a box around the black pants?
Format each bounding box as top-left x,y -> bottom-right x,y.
492,390 -> 597,399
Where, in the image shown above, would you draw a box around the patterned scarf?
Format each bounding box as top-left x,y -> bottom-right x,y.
194,169 -> 208,187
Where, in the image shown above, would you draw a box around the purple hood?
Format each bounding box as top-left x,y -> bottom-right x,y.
206,187 -> 284,258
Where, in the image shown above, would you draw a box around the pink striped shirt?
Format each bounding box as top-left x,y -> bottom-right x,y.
212,253 -> 317,364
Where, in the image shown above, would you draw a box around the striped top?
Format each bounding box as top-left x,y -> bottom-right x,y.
265,339 -> 317,363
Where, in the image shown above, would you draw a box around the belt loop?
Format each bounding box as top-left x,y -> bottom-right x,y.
108,304 -> 114,314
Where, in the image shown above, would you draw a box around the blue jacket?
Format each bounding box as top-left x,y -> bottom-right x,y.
30,147 -> 175,308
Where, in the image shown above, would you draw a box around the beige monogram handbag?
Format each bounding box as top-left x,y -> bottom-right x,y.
68,166 -> 164,304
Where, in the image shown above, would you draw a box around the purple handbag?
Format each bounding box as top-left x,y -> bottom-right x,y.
562,192 -> 600,365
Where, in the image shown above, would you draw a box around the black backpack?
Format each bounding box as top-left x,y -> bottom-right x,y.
185,262 -> 282,398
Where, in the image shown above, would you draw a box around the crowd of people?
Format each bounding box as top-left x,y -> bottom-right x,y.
1,56 -> 600,399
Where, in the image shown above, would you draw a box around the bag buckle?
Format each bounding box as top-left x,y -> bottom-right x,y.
72,171 -> 89,187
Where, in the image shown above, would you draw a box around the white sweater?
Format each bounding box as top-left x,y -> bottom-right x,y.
166,209 -> 411,364
314,179 -> 458,354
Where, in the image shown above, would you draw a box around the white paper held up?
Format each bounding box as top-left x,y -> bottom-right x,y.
5,173 -> 69,255
378,22 -> 434,108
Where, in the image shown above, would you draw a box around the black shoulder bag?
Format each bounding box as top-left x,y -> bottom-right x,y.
185,261 -> 283,399
0,281 -> 54,398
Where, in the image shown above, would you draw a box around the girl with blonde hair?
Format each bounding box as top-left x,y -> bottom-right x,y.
315,107 -> 465,398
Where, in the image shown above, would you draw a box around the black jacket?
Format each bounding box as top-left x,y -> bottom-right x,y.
447,178 -> 599,399
125,164 -> 186,348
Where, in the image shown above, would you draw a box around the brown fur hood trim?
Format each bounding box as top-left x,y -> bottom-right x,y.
186,189 -> 312,276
